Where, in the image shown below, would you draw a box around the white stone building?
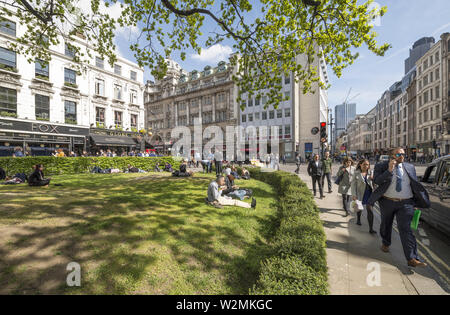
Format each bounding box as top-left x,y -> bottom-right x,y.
0,14 -> 145,155
239,53 -> 329,161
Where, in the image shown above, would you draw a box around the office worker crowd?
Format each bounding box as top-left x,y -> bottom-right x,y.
306,147 -> 430,268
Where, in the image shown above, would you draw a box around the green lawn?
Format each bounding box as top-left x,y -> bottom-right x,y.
0,172 -> 278,294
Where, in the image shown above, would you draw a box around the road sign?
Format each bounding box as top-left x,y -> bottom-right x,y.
311,127 -> 319,135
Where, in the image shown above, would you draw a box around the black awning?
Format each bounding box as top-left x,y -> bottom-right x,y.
90,134 -> 137,147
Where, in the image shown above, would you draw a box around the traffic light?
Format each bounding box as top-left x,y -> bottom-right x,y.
320,122 -> 327,141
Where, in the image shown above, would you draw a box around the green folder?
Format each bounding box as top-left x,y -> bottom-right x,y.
411,209 -> 422,230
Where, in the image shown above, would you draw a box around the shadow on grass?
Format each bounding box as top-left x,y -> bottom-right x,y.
0,173 -> 278,294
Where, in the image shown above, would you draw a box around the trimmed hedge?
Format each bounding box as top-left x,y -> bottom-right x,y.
246,168 -> 328,295
0,156 -> 181,176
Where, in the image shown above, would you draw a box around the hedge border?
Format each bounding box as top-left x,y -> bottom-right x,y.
246,168 -> 328,295
0,156 -> 181,176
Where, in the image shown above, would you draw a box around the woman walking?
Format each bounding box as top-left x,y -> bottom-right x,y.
351,159 -> 376,234
337,157 -> 355,217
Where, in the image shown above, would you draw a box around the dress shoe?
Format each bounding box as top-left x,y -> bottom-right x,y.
328,190 -> 333,193
380,245 -> 390,253
408,259 -> 427,268
369,229 -> 377,234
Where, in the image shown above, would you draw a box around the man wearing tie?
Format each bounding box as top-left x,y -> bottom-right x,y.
368,148 -> 430,267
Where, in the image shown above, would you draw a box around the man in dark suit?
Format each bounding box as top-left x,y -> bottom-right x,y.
368,147 -> 430,267
307,154 -> 325,199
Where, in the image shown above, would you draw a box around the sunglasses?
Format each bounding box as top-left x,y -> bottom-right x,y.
395,153 -> 406,157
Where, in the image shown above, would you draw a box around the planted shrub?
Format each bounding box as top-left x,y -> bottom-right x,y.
247,168 -> 328,295
0,156 -> 181,176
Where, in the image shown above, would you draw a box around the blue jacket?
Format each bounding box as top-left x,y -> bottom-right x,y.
367,161 -> 430,208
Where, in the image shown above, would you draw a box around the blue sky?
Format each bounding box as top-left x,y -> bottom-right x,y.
113,0 -> 450,115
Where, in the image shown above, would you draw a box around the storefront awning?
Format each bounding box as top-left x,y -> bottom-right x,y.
90,134 -> 137,147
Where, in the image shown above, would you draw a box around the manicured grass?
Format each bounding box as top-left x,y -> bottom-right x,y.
0,172 -> 277,294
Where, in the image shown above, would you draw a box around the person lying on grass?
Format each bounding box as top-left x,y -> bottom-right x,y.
206,175 -> 256,209
126,164 -> 146,173
28,164 -> 51,187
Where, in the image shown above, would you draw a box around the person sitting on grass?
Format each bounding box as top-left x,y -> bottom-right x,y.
172,160 -> 193,177
154,162 -> 163,172
164,162 -> 173,172
0,167 -> 5,180
241,168 -> 250,180
28,164 -> 51,187
230,165 -> 240,179
206,176 -> 256,209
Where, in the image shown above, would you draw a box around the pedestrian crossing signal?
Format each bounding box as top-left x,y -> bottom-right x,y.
320,122 -> 327,139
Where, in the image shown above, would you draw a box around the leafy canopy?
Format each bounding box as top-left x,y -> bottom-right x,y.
0,0 -> 390,108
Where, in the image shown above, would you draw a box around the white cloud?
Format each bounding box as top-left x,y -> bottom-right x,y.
191,44 -> 233,63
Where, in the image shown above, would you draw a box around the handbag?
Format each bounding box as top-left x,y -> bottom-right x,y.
334,173 -> 343,185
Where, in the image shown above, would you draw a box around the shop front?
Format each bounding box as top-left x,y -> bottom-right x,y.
88,128 -> 142,155
0,118 -> 89,156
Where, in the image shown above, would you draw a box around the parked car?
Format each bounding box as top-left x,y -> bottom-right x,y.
419,155 -> 450,236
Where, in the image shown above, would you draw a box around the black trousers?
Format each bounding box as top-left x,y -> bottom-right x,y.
321,172 -> 332,191
311,175 -> 323,196
378,198 -> 418,261
215,161 -> 222,175
295,164 -> 300,173
29,179 -> 50,186
342,194 -> 351,213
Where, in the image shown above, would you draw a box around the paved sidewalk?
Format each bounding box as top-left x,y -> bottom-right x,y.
279,164 -> 448,295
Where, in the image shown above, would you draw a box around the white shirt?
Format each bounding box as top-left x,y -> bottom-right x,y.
383,163 -> 413,199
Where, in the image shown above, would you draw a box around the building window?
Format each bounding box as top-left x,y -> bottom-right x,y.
114,64 -> 122,75
64,100 -> 77,124
255,112 -> 260,120
242,115 -> 246,123
0,18 -> 16,37
285,125 -> 291,135
284,76 -> 290,85
248,98 -> 253,107
130,70 -> 137,81
436,86 -> 440,98
95,79 -> 105,96
114,84 -> 122,100
130,89 -> 137,104
262,112 -> 267,120
35,59 -> 49,79
96,107 -> 105,124
269,110 -> 274,119
204,95 -> 212,105
64,68 -> 77,85
95,57 -> 104,69
0,47 -> 16,70
248,114 -> 253,122
285,108 -> 291,117
35,94 -> 49,120
65,43 -> 75,58
262,96 -> 267,105
131,114 -> 138,128
114,111 -> 123,126
0,86 -> 17,115
255,97 -> 260,106
277,109 -> 282,118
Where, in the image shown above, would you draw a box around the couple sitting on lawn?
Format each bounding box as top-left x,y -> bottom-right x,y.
1,164 -> 51,187
207,174 -> 256,209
